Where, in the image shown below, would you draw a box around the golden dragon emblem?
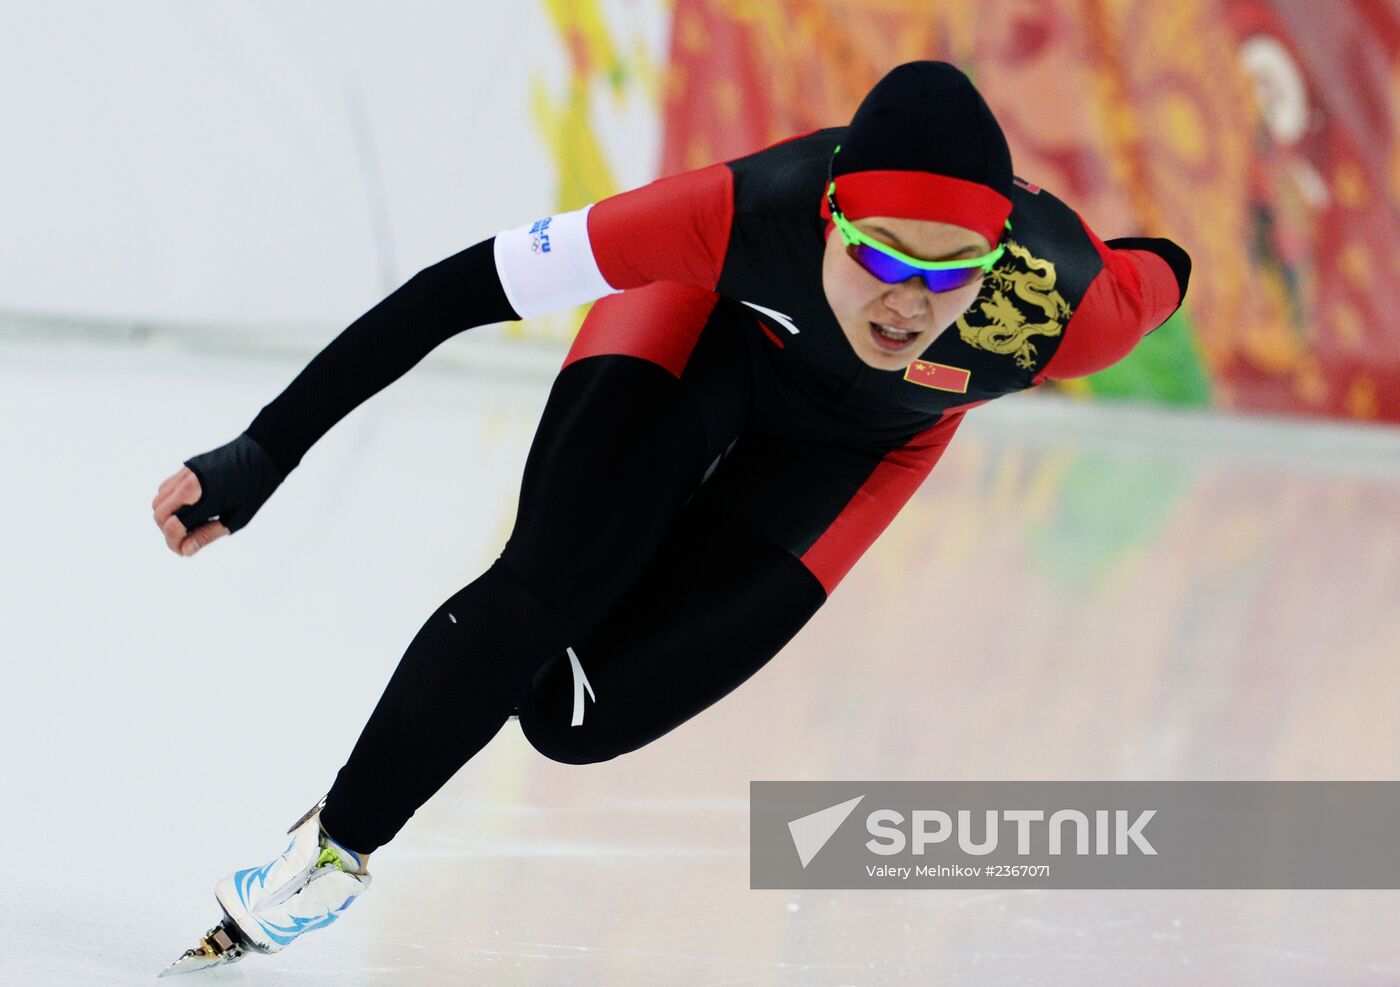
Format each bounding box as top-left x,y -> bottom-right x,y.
955,240 -> 1073,371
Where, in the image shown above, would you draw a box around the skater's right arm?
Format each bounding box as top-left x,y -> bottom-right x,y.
246,164 -> 735,474
153,238 -> 515,556
240,165 -> 735,476
157,166 -> 738,556
243,238 -> 519,475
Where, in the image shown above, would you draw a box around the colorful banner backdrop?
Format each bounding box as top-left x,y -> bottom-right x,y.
655,0 -> 1400,424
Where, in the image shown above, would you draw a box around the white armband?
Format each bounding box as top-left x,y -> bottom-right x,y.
492,205 -> 619,319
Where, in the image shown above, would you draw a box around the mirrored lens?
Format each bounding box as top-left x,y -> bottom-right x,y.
848,244 -> 982,293
918,265 -> 983,293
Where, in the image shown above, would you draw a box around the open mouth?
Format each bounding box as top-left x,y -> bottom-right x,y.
869,322 -> 922,353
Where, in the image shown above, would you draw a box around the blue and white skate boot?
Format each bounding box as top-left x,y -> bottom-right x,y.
213,803 -> 371,955
161,802 -> 371,976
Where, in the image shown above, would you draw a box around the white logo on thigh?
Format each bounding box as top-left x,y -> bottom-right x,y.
567,646 -> 597,726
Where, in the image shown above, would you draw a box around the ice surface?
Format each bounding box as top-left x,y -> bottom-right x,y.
3,331 -> 1399,986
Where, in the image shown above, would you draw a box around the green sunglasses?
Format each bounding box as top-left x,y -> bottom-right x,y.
826,146 -> 1009,292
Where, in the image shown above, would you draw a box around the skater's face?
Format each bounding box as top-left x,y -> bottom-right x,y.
822,216 -> 989,372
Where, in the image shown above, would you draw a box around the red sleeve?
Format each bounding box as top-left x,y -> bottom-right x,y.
585,164 -> 735,292
1035,217 -> 1188,382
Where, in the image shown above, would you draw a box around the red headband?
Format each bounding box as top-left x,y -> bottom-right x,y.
820,170 -> 1012,248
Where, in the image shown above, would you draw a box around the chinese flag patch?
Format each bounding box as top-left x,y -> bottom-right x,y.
904,360 -> 971,393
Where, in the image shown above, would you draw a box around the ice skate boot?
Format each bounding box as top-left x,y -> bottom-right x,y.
161,800 -> 371,976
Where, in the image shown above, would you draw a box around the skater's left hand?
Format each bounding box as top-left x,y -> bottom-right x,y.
152,468 -> 229,557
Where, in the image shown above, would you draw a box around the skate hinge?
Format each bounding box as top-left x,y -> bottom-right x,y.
203,925 -> 240,958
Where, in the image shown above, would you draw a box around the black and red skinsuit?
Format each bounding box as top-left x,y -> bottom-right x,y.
240,128 -> 1189,854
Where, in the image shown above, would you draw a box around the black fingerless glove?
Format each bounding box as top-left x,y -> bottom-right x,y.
175,432 -> 287,535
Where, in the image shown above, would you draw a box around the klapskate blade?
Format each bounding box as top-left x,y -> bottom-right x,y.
158,922 -> 246,977
157,949 -> 238,977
